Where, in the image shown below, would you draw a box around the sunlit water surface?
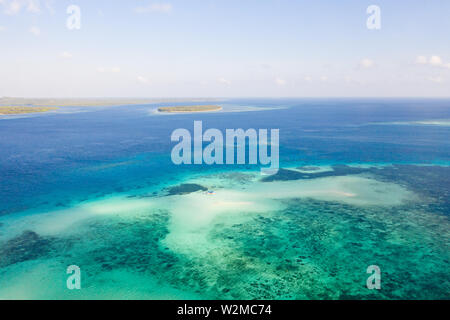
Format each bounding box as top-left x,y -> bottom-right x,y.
0,99 -> 449,299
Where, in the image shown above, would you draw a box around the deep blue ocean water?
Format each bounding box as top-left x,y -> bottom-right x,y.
1,98 -> 449,217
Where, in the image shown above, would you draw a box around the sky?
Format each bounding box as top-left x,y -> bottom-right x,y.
0,0 -> 450,98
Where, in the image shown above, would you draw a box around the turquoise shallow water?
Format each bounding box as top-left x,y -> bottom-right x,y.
0,99 -> 449,299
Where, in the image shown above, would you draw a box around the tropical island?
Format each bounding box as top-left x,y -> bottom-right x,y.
158,105 -> 222,113
0,106 -> 59,115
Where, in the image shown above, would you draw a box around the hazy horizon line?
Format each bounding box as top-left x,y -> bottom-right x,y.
2,96 -> 450,100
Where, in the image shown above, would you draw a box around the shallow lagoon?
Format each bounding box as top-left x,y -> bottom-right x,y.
0,165 -> 448,299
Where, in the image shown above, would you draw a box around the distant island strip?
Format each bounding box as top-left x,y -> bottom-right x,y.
0,97 -> 222,108
0,106 -> 59,115
158,105 -> 222,113
0,99 -> 223,115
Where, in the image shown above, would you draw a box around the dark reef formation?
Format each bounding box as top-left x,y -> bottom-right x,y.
261,165 -> 367,182
165,183 -> 208,196
0,231 -> 53,267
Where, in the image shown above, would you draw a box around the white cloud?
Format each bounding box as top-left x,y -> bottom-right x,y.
217,77 -> 231,85
429,55 -> 443,66
415,55 -> 450,69
359,58 -> 375,68
3,0 -> 22,15
0,0 -> 56,15
275,77 -> 286,86
137,76 -> 150,84
26,0 -> 40,13
0,26 -> 5,32
1,0 -> 46,15
60,51 -> 72,59
135,2 -> 173,14
29,25 -> 40,36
